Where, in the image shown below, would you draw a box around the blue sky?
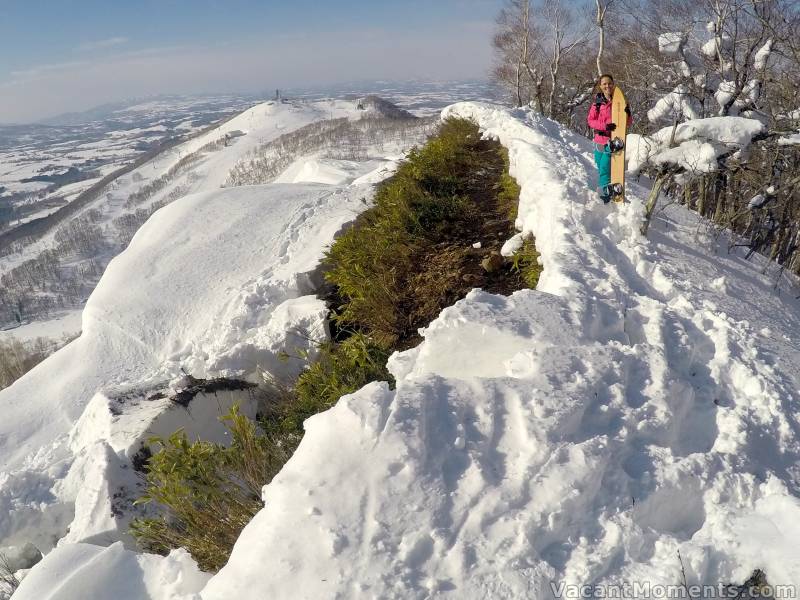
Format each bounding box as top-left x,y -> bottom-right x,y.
0,0 -> 501,123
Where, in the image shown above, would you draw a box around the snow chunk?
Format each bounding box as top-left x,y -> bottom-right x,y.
0,542 -> 41,572
709,276 -> 728,293
654,139 -> 721,174
658,32 -> 686,56
715,80 -> 736,110
12,542 -> 209,600
56,441 -> 142,548
711,478 -> 800,588
701,37 -> 717,57
754,39 -> 772,71
501,232 -> 524,257
648,85 -> 701,123
778,132 -> 800,146
702,33 -> 731,58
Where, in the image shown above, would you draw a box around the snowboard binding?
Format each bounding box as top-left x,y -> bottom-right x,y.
608,137 -> 625,153
604,183 -> 624,201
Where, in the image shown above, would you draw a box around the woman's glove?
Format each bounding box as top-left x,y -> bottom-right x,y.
607,123 -> 617,132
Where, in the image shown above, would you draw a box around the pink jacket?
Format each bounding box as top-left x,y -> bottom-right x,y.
587,96 -> 632,145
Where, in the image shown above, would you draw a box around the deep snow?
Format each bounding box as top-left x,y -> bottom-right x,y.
0,99 -> 406,571
202,103 -> 800,598
5,101 -> 800,599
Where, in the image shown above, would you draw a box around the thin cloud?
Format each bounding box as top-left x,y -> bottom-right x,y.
77,37 -> 129,52
9,60 -> 89,81
118,45 -> 187,58
5,46 -> 183,85
0,24 -> 493,123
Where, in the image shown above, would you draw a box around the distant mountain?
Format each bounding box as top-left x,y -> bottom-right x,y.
286,79 -> 500,116
355,95 -> 416,119
37,100 -> 135,126
36,94 -> 260,127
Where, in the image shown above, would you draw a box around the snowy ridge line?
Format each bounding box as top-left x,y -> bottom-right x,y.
442,103 -> 800,586
196,102 -> 800,599
444,103 -> 650,323
0,176 -> 383,573
0,99 -> 336,315
2,98 -> 423,598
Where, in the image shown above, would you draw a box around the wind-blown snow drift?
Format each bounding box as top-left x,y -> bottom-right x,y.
200,103 -> 800,598
12,543 -> 209,600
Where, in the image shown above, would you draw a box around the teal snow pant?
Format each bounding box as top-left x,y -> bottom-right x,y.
593,143 -> 611,196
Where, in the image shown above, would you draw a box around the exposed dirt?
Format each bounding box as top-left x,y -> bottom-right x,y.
397,137 -> 527,349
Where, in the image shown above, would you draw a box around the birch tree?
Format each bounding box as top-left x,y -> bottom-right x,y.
492,0 -> 544,109
541,0 -> 593,118
595,0 -> 615,75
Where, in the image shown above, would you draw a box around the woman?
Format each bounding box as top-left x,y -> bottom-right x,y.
587,74 -> 632,203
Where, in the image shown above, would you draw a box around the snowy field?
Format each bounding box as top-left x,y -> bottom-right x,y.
0,310 -> 81,345
0,95 -> 260,234
3,101 -> 800,599
288,80 -> 499,116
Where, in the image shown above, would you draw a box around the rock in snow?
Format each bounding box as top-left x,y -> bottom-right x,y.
5,101 -> 800,599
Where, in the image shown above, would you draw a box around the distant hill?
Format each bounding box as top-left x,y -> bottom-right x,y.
36,94 -> 262,127
355,95 -> 416,119
36,100 -> 135,126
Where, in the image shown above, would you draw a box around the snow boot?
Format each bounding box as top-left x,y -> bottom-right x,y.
604,183 -> 623,198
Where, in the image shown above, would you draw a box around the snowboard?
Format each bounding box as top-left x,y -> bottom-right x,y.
609,86 -> 628,203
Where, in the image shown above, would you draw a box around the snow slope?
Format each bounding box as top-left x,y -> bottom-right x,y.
199,103 -> 800,598
7,101 -> 800,599
0,174 -> 390,558
2,100 -> 326,274
0,98 -> 372,343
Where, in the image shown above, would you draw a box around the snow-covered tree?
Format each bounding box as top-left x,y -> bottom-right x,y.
629,0 -> 779,125
602,0 -> 799,271
627,116 -> 767,233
